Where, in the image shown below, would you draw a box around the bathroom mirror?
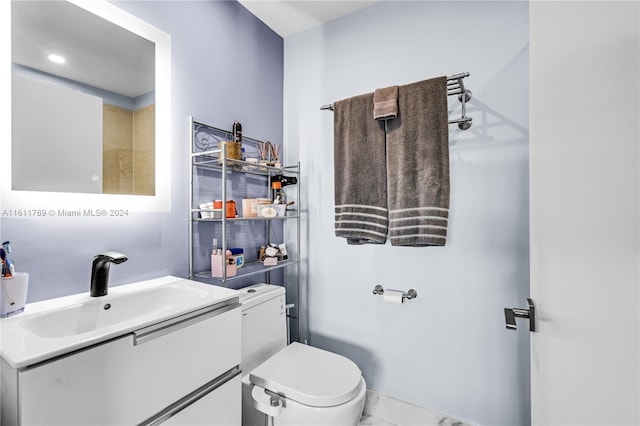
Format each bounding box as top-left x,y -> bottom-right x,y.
2,0 -> 171,211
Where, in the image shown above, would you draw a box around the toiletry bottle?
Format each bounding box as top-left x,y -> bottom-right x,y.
272,174 -> 298,187
272,181 -> 285,204
278,243 -> 288,260
1,241 -> 13,278
232,121 -> 242,143
0,248 -> 6,277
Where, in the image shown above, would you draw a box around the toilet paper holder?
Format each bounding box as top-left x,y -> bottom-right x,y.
372,285 -> 417,301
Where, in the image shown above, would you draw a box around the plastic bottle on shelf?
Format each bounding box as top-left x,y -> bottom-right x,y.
232,121 -> 242,143
271,181 -> 285,204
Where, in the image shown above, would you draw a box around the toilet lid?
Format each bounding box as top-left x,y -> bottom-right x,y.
249,342 -> 363,407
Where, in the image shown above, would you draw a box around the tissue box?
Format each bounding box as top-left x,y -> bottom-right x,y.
0,272 -> 29,318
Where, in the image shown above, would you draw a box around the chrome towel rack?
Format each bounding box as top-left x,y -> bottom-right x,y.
320,72 -> 473,130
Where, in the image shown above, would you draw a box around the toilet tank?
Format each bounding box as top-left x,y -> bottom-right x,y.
238,284 -> 287,375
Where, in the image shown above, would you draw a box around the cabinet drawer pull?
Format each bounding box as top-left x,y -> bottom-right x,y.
133,300 -> 240,346
137,365 -> 241,426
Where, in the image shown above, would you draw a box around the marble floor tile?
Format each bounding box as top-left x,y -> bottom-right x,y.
359,414 -> 398,426
361,390 -> 470,426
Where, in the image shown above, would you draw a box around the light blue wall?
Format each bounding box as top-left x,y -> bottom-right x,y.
284,1 -> 529,425
2,0 -> 283,302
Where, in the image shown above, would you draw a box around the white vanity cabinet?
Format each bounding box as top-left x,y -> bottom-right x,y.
1,301 -> 241,425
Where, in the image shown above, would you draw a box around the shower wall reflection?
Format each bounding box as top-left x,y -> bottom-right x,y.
103,103 -> 155,195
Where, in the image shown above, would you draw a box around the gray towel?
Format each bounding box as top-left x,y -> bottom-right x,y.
334,93 -> 388,244
385,76 -> 450,246
373,85 -> 398,120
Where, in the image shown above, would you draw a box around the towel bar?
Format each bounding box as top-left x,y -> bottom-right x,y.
320,72 -> 473,130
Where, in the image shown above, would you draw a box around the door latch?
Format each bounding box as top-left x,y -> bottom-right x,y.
504,298 -> 536,332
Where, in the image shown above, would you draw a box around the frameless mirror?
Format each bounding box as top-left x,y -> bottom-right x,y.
12,0 -> 155,195
3,0 -> 170,211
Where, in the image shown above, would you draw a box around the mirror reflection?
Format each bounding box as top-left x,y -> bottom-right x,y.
11,0 -> 156,195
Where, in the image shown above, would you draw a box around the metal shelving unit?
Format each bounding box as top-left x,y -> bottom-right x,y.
188,117 -> 301,340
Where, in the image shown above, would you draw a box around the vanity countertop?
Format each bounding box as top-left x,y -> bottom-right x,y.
0,276 -> 239,368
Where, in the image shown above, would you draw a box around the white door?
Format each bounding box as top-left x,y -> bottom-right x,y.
529,1 -> 639,425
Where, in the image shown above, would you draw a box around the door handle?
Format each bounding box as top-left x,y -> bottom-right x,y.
504,298 -> 536,332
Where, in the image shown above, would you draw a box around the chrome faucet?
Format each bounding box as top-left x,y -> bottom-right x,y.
90,251 -> 128,297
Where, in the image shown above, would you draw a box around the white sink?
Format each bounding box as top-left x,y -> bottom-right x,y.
22,283 -> 210,338
0,276 -> 239,368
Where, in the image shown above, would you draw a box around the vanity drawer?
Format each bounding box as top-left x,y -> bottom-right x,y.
19,304 -> 241,425
161,374 -> 241,426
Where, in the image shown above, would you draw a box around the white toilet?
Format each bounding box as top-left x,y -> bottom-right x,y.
239,284 -> 366,426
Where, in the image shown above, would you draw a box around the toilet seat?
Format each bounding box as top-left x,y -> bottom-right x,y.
249,342 -> 363,407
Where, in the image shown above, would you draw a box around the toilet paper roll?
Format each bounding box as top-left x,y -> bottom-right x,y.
383,289 -> 404,304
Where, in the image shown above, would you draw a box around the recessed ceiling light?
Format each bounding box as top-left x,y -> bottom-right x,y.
48,54 -> 66,64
